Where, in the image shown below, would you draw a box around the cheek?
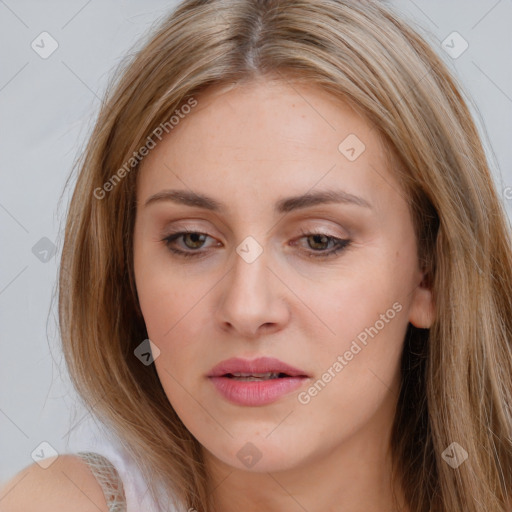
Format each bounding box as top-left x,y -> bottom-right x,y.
134,263 -> 209,378
137,274 -> 181,339
138,276 -> 205,357
306,250 -> 412,394
134,234 -> 204,341
301,281 -> 407,434
314,263 -> 406,345
137,274 -> 205,407
320,284 -> 407,381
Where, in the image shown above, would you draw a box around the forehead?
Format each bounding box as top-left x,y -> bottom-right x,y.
136,78 -> 404,216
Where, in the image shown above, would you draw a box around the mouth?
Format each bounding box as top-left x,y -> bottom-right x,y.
207,356 -> 309,379
207,357 -> 310,406
223,372 -> 295,381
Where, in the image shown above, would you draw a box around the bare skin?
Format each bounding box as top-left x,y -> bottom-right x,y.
133,76 -> 434,512
0,455 -> 109,511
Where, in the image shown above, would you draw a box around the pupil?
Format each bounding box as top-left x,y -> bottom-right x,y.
185,233 -> 205,249
309,234 -> 328,250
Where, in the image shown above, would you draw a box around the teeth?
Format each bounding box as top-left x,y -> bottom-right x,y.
229,372 -> 282,379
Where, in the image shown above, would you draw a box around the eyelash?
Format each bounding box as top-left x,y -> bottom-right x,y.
161,228 -> 351,260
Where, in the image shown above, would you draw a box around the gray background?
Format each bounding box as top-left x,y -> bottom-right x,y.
1,0 -> 511,484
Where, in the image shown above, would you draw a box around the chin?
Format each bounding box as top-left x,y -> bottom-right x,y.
206,435 -> 310,473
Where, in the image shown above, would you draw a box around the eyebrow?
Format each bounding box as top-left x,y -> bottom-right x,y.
143,188 -> 372,213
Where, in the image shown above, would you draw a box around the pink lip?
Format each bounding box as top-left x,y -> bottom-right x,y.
208,357 -> 308,378
207,357 -> 310,407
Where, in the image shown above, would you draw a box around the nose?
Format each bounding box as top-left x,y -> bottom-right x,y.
215,243 -> 290,338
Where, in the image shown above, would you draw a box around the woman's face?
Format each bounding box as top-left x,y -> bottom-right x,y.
133,78 -> 433,474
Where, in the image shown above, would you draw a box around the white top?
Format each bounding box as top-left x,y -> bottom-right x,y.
76,451 -> 127,511
73,430 -> 177,512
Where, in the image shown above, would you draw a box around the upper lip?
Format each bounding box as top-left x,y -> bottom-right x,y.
208,357 -> 309,378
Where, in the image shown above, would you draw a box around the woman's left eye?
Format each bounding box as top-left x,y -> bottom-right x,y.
161,229 -> 351,259
293,230 -> 351,258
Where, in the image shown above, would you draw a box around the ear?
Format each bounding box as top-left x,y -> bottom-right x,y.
408,272 -> 435,329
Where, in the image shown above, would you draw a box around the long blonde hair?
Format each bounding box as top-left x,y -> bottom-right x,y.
58,0 -> 512,510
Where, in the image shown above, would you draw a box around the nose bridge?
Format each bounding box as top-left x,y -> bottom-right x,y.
216,236 -> 288,335
228,238 -> 272,308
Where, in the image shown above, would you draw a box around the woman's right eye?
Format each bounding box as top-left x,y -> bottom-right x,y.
162,230 -> 216,258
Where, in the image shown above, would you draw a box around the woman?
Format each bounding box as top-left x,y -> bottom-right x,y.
2,0 -> 512,511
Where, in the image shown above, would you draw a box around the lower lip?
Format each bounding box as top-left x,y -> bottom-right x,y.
209,376 -> 307,406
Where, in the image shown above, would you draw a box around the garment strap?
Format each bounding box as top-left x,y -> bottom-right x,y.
76,451 -> 127,512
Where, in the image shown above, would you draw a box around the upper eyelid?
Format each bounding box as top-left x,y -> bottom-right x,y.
162,228 -> 347,241
162,219 -> 351,236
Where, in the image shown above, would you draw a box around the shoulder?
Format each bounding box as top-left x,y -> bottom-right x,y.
0,453 -> 109,512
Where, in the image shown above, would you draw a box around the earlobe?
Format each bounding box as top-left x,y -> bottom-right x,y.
408,275 -> 435,329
